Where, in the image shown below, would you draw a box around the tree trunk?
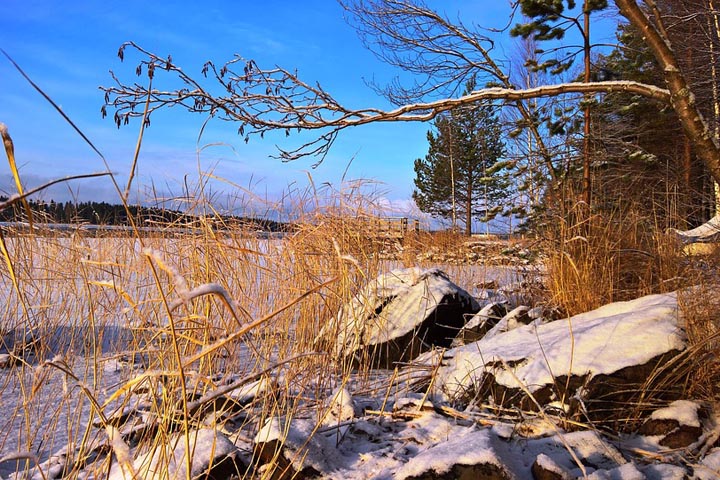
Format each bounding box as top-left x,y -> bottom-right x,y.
615,0 -> 720,185
582,0 -> 592,207
465,182 -> 472,236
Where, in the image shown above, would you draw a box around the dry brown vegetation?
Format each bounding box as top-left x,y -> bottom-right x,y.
1,126 -> 719,479
0,182 -> 503,478
0,190 -> 718,478
541,194 -> 720,415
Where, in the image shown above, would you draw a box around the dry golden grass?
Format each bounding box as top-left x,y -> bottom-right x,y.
543,202 -> 688,317
0,179 -> 530,478
541,193 -> 720,416
677,265 -> 720,404
0,170 -> 422,479
2,119 -> 719,477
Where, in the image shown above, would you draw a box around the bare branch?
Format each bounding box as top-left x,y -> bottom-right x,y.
0,172 -> 113,212
101,42 -> 669,163
339,0 -> 512,103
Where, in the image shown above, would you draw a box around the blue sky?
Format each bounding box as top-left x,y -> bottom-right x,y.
0,1 -> 614,220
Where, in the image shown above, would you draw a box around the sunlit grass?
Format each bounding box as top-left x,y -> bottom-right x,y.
0,175 -> 469,478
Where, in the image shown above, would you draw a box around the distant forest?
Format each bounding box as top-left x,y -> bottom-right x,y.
0,197 -> 289,232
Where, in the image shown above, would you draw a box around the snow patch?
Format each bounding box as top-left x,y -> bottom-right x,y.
696,447 -> 720,480
668,214 -> 720,243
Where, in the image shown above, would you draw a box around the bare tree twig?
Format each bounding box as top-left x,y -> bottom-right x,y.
101,41 -> 669,165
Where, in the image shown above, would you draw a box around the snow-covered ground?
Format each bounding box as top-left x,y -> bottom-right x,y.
1,237 -> 716,479
0,243 -> 529,478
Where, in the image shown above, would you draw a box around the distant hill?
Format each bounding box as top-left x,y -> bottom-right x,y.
0,197 -> 289,232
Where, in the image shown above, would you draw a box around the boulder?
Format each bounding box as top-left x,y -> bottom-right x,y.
108,428 -> 242,480
394,428 -> 512,480
639,400 -> 705,448
531,454 -> 572,480
431,292 -> 687,424
321,268 -> 479,368
520,430 -> 627,478
252,416 -> 326,479
452,302 -> 507,346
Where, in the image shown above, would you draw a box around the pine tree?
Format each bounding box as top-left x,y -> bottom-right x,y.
413,85 -> 510,235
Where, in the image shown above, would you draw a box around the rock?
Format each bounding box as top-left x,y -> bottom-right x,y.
252,416 -> 325,479
638,418 -> 680,437
639,400 -> 705,448
321,268 -> 479,368
647,420 -> 703,449
189,392 -> 245,421
452,302 -> 507,346
523,430 -> 627,477
253,438 -> 303,480
324,387 -> 355,425
108,428 -> 242,480
391,428 -> 512,480
321,387 -> 356,442
482,305 -> 533,341
531,453 -> 572,480
228,377 -> 273,405
403,461 -> 511,480
431,292 -> 687,424
527,306 -> 559,322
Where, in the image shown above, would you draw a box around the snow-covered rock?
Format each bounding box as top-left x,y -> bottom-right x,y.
432,292 -> 686,421
247,407 -> 664,479
668,213 -> 720,244
323,386 -> 355,426
321,267 -> 479,368
452,302 -> 507,346
481,304 -> 534,341
639,400 -> 705,448
108,428 -> 241,480
532,453 -> 573,480
393,428 -> 511,480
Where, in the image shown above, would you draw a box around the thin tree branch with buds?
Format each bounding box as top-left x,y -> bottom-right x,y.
101,43 -> 669,165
